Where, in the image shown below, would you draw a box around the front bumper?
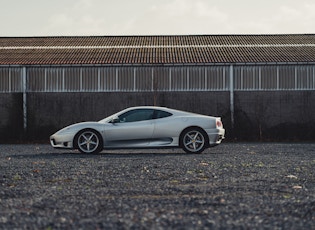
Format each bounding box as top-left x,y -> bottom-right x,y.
50,133 -> 74,149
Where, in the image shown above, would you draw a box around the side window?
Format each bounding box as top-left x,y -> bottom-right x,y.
154,110 -> 173,119
118,109 -> 154,122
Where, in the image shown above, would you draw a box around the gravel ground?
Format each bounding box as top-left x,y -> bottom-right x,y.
0,143 -> 314,229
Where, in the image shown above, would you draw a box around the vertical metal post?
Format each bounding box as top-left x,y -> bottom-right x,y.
230,65 -> 234,129
22,67 -> 27,132
169,68 -> 172,91
115,68 -> 118,91
240,67 -> 243,90
187,67 -> 189,90
134,68 -> 136,91
277,66 -> 279,90
8,69 -> 11,92
80,68 -> 83,91
259,66 -> 262,90
151,67 -> 154,92
204,67 -> 207,90
44,68 -> 47,92
294,66 -> 297,90
223,67 -> 226,90
62,68 -> 65,92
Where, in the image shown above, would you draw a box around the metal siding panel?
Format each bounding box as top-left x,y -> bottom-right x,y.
26,68 -> 35,92
303,65 -> 315,89
11,68 -> 23,92
171,67 -> 187,91
205,66 -> 228,91
308,66 -> 314,89
98,67 -> 115,91
64,67 -> 80,92
153,67 -> 169,91
136,67 -> 152,91
46,68 -> 64,92
118,67 -> 134,91
234,66 -> 260,91
296,66 -> 310,89
0,68 -> 10,92
188,67 -> 205,90
261,66 -> 277,90
233,67 -> 242,90
279,66 -> 295,89
245,67 -> 258,90
81,67 -> 98,92
3,64 -> 314,94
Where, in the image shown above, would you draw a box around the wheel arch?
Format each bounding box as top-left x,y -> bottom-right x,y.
179,126 -> 209,148
73,128 -> 103,149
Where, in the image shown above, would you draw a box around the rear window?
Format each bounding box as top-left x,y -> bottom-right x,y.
154,110 -> 172,119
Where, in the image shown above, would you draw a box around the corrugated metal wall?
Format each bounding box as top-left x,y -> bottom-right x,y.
234,65 -> 315,90
0,67 -> 24,92
0,65 -> 315,93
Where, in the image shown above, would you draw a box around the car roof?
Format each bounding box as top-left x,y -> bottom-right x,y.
127,106 -> 168,110
125,106 -> 196,115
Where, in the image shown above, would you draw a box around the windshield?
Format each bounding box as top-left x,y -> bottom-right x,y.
98,108 -> 130,123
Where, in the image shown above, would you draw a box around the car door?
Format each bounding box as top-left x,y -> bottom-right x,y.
150,109 -> 176,145
104,109 -> 155,147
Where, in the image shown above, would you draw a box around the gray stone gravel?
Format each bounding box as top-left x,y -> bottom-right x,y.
0,143 -> 314,229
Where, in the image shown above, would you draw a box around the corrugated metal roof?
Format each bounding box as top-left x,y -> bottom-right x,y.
1,35 -> 315,65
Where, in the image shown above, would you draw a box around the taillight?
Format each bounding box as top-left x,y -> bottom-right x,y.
216,119 -> 222,128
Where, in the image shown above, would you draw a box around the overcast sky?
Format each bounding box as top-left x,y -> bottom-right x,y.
1,0 -> 315,37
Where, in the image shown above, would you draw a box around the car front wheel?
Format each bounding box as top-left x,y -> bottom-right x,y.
75,129 -> 103,154
180,128 -> 207,154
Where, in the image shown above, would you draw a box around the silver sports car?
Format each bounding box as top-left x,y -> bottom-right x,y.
50,106 -> 225,154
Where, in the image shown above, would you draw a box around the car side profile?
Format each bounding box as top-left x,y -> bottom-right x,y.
50,106 -> 225,154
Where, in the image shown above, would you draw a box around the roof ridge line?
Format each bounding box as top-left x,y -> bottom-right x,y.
1,44 -> 315,49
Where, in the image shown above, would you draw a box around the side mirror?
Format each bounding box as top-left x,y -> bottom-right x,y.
111,117 -> 120,124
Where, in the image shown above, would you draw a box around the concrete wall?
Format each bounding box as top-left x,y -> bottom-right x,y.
1,91 -> 314,142
0,93 -> 23,141
234,91 -> 315,141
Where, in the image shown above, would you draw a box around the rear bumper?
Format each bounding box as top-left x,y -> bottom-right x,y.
206,128 -> 225,147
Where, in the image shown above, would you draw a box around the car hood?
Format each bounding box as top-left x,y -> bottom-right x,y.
53,121 -> 101,135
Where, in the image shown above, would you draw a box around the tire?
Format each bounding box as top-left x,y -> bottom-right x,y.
75,129 -> 103,154
180,128 -> 208,154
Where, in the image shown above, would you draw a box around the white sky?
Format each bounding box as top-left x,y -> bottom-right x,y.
1,0 -> 315,37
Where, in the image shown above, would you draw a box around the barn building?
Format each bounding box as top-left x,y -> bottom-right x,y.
1,35 -> 315,141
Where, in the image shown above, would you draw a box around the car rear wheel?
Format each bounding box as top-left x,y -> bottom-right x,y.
180,128 -> 207,154
75,129 -> 103,154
